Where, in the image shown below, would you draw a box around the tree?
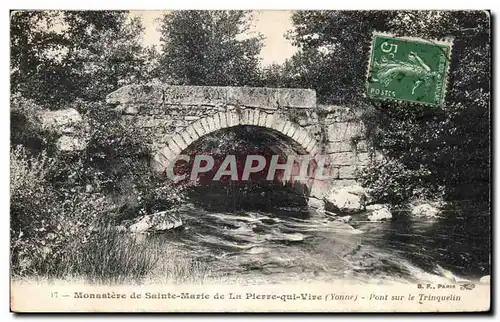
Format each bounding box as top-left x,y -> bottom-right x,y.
10,10 -> 150,107
381,11 -> 491,202
285,11 -> 397,105
156,10 -> 263,86
285,10 -> 491,204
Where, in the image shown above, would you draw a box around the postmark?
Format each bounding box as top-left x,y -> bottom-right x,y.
366,32 -> 453,106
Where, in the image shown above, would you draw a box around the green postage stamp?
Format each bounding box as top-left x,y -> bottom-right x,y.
367,32 -> 452,106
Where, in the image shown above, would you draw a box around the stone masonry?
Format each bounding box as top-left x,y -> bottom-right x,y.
106,85 -> 375,199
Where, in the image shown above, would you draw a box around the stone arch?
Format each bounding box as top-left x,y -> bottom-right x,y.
151,109 -> 320,173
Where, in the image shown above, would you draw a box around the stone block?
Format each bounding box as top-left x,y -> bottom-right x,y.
273,117 -> 287,133
167,138 -> 182,155
163,86 -> 227,105
258,111 -> 268,127
106,85 -> 164,104
327,122 -> 363,142
172,134 -> 187,151
180,130 -> 195,147
305,139 -> 318,153
239,109 -> 250,125
282,121 -> 292,136
185,125 -> 200,142
328,141 -> 354,153
192,121 -> 206,137
338,166 -> 357,179
264,113 -> 276,129
184,115 -> 200,121
218,112 -> 228,129
56,135 -> 86,151
277,88 -> 316,108
227,87 -> 278,109
329,179 -> 358,189
212,113 -> 221,130
286,123 -> 298,138
356,152 -> 372,166
329,152 -> 356,166
38,108 -> 82,131
200,118 -> 210,133
206,116 -> 216,132
320,105 -> 358,122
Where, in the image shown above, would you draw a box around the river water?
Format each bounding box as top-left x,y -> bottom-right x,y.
152,193 -> 490,285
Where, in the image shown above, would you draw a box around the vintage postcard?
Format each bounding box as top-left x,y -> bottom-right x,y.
10,10 -> 491,313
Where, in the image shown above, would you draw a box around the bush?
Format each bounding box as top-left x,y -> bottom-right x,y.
10,145 -> 112,276
10,94 -> 185,279
10,145 -> 55,274
358,158 -> 444,205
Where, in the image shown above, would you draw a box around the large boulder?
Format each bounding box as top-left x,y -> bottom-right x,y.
410,203 -> 440,218
324,184 -> 367,214
367,205 -> 392,221
128,211 -> 183,233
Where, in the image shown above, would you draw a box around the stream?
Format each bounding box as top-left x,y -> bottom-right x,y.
148,191 -> 490,285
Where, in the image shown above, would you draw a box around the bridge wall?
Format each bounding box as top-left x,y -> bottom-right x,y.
106,85 -> 376,198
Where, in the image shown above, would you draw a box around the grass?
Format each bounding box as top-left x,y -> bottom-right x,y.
24,228 -> 215,285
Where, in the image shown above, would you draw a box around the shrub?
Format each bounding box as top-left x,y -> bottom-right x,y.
358,158 -> 444,205
10,145 -> 56,274
10,96 -> 184,279
10,145 -> 56,234
10,145 -> 111,276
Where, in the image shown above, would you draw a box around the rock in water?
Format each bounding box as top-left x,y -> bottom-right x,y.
308,197 -> 325,210
480,275 -> 490,284
128,211 -> 182,232
411,203 -> 440,218
367,206 -> 392,221
366,204 -> 386,211
324,185 -> 367,214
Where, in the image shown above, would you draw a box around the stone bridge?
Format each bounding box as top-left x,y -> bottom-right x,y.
106,85 -> 375,199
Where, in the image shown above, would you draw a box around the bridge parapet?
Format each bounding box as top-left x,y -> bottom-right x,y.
106,85 -> 316,109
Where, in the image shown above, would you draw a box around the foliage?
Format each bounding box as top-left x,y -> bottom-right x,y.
358,158 -> 444,205
82,101 -> 151,192
156,10 -> 264,86
268,11 -> 397,104
11,10 -> 152,107
277,10 -> 490,204
10,145 -> 56,233
10,145 -> 110,276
